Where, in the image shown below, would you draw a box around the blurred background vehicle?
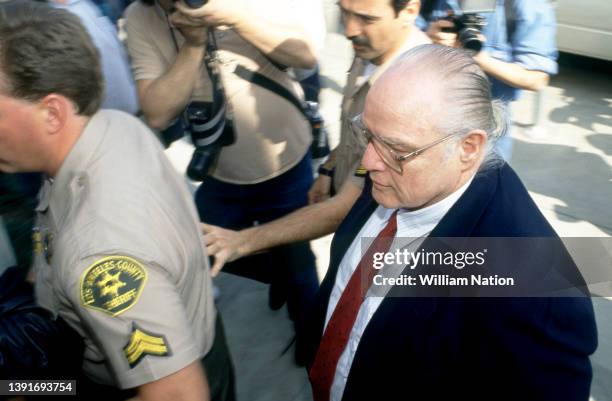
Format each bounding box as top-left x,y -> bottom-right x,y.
555,0 -> 612,61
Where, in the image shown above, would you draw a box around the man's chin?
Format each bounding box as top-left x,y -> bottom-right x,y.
354,47 -> 374,60
0,162 -> 33,174
371,187 -> 401,210
0,162 -> 17,173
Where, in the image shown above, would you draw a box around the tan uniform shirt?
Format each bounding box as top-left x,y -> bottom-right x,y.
334,29 -> 431,192
124,1 -> 312,184
34,110 -> 216,389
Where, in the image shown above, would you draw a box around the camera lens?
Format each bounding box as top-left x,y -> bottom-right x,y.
459,27 -> 483,52
182,0 -> 207,8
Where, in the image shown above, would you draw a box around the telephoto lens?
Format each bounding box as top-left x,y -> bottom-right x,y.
456,14 -> 487,52
184,103 -> 235,181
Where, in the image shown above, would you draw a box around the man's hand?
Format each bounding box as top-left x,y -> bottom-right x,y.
426,20 -> 459,48
201,223 -> 250,276
175,0 -> 244,29
169,11 -> 208,46
308,174 -> 332,204
176,0 -> 316,68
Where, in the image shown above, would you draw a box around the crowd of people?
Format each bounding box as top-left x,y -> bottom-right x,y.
0,0 -> 599,400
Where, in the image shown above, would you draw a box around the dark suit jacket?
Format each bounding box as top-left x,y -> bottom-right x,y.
298,163 -> 597,401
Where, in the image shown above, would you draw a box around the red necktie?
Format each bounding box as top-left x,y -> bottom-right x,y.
309,210 -> 398,401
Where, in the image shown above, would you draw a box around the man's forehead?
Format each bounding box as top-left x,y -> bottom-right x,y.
369,68 -> 440,112
364,78 -> 441,141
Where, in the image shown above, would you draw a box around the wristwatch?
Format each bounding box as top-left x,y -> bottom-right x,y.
317,165 -> 335,177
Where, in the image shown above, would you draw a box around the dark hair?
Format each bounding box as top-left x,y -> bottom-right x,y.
0,1 -> 103,116
392,0 -> 411,15
140,0 -> 155,5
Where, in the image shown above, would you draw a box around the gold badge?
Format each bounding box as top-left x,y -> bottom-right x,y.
354,165 -> 367,177
80,256 -> 147,316
124,323 -> 171,368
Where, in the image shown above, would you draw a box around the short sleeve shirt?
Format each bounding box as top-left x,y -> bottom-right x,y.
124,0 -> 313,184
34,110 -> 216,389
334,29 -> 431,192
419,0 -> 558,102
55,0 -> 139,114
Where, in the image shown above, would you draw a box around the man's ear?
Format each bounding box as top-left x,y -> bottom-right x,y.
401,0 -> 420,23
39,94 -> 70,135
459,129 -> 487,169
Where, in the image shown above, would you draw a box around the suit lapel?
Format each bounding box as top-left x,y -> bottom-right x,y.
429,165 -> 500,238
343,165 -> 503,393
310,179 -> 378,342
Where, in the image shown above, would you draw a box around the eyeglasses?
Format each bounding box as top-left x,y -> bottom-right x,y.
350,114 -> 461,174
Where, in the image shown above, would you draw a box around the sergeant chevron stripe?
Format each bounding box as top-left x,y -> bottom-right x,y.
124,323 -> 171,368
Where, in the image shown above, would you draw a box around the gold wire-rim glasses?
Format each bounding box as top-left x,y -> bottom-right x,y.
350,114 -> 461,173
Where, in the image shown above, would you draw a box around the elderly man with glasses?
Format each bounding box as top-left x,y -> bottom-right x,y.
299,44 -> 597,401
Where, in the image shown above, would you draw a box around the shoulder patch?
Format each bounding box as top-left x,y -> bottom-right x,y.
80,256 -> 147,316
124,323 -> 171,368
354,165 -> 367,177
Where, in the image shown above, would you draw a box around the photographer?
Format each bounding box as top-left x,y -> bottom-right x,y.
124,0 -> 320,326
421,0 -> 558,160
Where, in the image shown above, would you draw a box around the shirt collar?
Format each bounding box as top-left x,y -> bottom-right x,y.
36,112 -> 106,227
377,173 -> 476,234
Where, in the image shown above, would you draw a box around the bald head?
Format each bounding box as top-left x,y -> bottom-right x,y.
364,44 -> 505,163
359,45 -> 506,210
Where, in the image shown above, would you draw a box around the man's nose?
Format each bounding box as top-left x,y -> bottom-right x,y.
343,15 -> 363,39
362,142 -> 385,172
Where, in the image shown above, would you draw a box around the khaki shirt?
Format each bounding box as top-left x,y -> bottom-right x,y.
34,110 -> 215,389
334,29 -> 431,192
124,1 -> 312,184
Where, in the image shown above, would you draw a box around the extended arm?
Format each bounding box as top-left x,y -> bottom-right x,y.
472,51 -> 549,91
426,20 -> 549,91
174,0 -> 316,68
137,42 -> 205,130
203,180 -> 362,274
125,5 -> 208,130
132,361 -> 210,401
308,149 -> 338,204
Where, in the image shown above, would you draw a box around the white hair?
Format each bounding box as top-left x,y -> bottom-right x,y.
389,44 -> 508,169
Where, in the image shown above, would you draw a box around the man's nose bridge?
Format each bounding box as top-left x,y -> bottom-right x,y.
343,14 -> 362,38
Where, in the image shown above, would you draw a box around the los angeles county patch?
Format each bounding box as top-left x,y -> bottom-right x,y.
80,256 -> 147,316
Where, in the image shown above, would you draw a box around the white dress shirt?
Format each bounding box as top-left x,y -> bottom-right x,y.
325,177 -> 474,401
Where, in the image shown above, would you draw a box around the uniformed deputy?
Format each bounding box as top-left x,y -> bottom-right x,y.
0,2 -> 233,400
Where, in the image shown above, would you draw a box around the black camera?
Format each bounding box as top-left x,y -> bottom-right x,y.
180,0 -> 206,8
163,0 -> 232,181
443,0 -> 496,53
161,102 -> 235,181
304,101 -> 330,159
445,13 -> 487,52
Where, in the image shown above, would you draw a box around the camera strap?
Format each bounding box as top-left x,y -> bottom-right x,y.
189,31 -> 231,147
232,64 -> 310,122
165,13 -> 229,145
